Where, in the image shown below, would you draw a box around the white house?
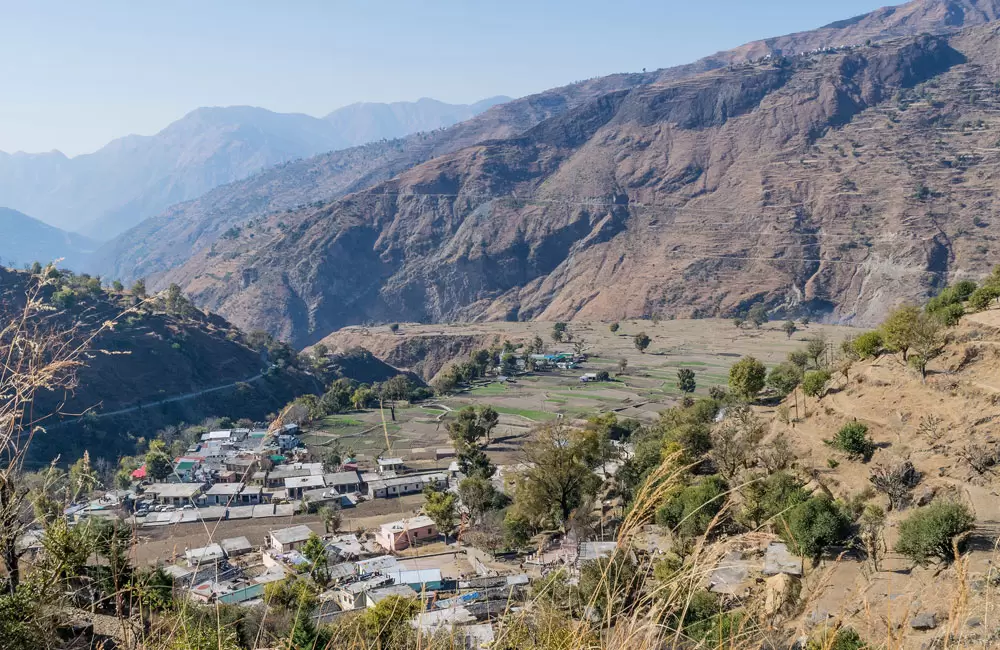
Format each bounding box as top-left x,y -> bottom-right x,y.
368,473 -> 448,499
270,525 -> 316,553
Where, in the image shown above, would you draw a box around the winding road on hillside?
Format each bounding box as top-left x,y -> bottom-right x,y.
61,367 -> 270,424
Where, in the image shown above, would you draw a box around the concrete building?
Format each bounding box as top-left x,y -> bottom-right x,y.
323,471 -> 362,494
366,584 -> 418,607
375,516 -> 437,552
368,473 -> 447,499
185,544 -> 225,567
285,475 -> 326,500
332,576 -> 392,611
377,457 -> 404,473
204,482 -> 263,506
146,483 -> 203,507
270,525 -> 316,553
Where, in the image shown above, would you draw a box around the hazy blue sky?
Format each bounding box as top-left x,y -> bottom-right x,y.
0,0 -> 891,156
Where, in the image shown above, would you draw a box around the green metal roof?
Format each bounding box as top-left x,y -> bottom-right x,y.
218,583 -> 265,604
174,460 -> 196,471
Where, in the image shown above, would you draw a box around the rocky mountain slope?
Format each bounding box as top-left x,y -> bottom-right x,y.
161,24 -> 1000,345
0,98 -> 504,240
93,0 -> 1000,301
0,207 -> 96,269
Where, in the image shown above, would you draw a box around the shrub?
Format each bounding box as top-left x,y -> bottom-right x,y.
931,302 -> 965,326
895,502 -> 975,564
969,285 -> 1000,312
595,370 -> 610,381
633,332 -> 651,353
676,368 -> 696,393
609,322 -> 620,333
801,369 -> 832,397
656,476 -> 729,539
831,422 -> 875,461
739,471 -> 809,528
781,496 -> 850,556
766,362 -> 802,396
806,627 -> 868,650
852,331 -> 884,359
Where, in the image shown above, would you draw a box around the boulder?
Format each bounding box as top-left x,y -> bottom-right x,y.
916,487 -> 936,506
763,542 -> 804,576
763,572 -> 798,616
910,612 -> 937,630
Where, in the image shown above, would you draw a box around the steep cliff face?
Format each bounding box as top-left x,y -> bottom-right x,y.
161,29 -> 1000,346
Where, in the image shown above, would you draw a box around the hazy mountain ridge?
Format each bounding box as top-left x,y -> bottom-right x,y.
0,207 -> 96,269
0,98 -> 505,240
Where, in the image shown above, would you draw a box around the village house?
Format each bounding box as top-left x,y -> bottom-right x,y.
366,584 -> 418,607
367,472 -> 447,499
375,515 -> 437,552
204,482 -> 264,506
384,568 -> 443,592
220,536 -> 253,557
331,576 -> 392,611
377,457 -> 405,474
269,524 -> 316,553
323,470 -> 362,494
145,483 -> 203,507
285,475 -> 326,500
185,543 -> 225,567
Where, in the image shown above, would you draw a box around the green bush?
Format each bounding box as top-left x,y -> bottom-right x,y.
930,302 -> 964,326
781,496 -> 850,556
806,627 -> 868,650
968,285 -> 1000,312
895,502 -> 975,564
801,369 -> 832,397
831,422 -> 875,461
739,471 -> 809,528
655,475 -> 728,538
851,331 -> 884,359
766,362 -> 802,396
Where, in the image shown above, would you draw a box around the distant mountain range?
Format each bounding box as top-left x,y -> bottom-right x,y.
0,97 -> 508,240
0,207 -> 96,269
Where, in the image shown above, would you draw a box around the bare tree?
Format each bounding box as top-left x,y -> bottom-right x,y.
868,457 -> 919,510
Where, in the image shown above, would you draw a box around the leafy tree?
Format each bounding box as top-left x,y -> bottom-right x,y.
301,534 -> 330,584
361,596 -> 420,648
801,369 -> 832,397
459,477 -> 507,521
907,311 -> 944,378
617,358 -> 628,374
728,356 -> 766,400
655,475 -> 728,538
895,502 -> 974,564
503,510 -> 532,549
733,317 -> 745,329
767,362 -> 803,396
389,323 -> 400,334
318,505 -> 342,534
710,405 -> 765,480
738,471 -> 809,529
633,332 -> 651,353
595,369 -> 610,381
351,386 -> 374,410
457,445 -> 496,480
514,422 -> 602,527
164,283 -> 192,316
553,322 -> 568,333
676,368 -> 696,393
131,278 -> 147,299
969,285 -> 1000,311
831,421 -> 875,461
781,496 -> 849,556
423,490 -> 458,542
748,303 -> 768,328
479,405 -> 499,444
448,406 -> 498,446
880,305 -> 922,360
111,280 -> 124,292
852,331 -> 884,359
787,349 -> 809,370
144,440 -> 173,481
551,327 -> 564,343
782,320 -> 798,338
609,322 -> 620,333
578,554 -> 641,621
805,334 -> 827,367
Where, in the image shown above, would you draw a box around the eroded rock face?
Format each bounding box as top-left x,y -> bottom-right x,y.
174,27 -> 1000,346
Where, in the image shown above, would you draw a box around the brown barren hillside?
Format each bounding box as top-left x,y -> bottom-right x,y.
166,27 -> 1000,346
742,306 -> 1000,645
94,0 -> 1000,291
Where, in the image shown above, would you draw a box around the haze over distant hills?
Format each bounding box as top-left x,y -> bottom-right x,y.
0,207 -> 96,270
0,96 -> 508,240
